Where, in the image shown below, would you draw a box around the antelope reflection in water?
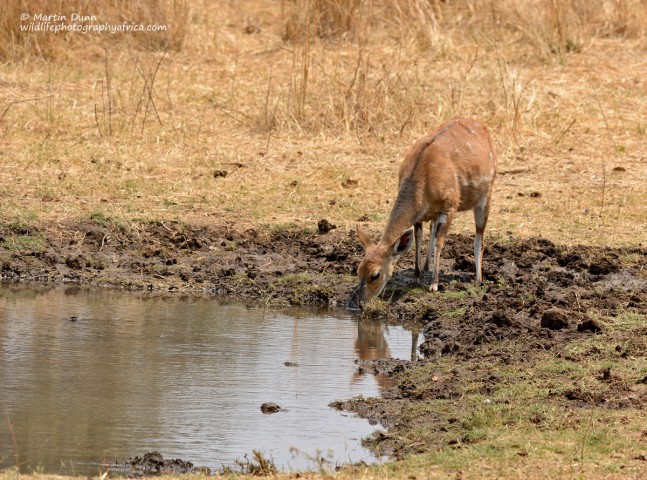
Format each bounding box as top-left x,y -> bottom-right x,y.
353,320 -> 420,391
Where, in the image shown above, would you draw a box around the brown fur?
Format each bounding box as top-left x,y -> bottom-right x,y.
354,118 -> 497,306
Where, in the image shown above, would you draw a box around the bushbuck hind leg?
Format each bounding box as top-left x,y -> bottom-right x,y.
414,222 -> 423,284
423,220 -> 437,273
472,195 -> 491,284
430,212 -> 454,292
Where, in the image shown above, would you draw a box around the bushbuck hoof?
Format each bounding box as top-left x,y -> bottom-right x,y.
429,283 -> 439,292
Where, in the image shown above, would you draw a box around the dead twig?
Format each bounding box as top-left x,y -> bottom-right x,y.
593,85 -> 614,215
142,45 -> 169,132
0,96 -> 52,124
209,99 -> 251,126
555,118 -> 576,145
104,49 -> 113,136
99,233 -> 109,252
499,167 -> 532,175
127,43 -> 168,134
94,104 -> 103,138
6,416 -> 20,469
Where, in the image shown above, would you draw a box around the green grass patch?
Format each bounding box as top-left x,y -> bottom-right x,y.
360,298 -> 391,319
377,306 -> 647,476
437,283 -> 487,300
273,272 -> 334,307
88,211 -> 111,225
276,272 -> 315,285
0,233 -> 47,253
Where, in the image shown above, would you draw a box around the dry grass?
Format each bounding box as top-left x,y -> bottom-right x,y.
0,0 -> 646,246
0,0 -> 190,59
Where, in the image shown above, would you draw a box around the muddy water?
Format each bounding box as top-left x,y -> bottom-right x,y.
0,286 -> 419,475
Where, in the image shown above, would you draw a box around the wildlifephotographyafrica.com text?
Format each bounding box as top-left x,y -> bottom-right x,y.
19,12 -> 167,34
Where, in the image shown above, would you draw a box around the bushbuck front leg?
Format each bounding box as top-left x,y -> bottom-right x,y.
414,222 -> 423,284
472,194 -> 492,284
430,212 -> 453,292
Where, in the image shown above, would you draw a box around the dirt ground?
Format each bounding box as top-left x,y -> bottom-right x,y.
1,220 -> 646,472
1,219 -> 644,310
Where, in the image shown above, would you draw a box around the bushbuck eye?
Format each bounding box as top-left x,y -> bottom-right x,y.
370,272 -> 380,282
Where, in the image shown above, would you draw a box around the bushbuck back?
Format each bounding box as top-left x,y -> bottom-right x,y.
352,118 -> 497,307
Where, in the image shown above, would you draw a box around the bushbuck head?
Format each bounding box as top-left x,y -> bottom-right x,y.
350,225 -> 414,309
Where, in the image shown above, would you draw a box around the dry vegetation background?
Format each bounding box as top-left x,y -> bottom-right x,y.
1,0 -> 646,246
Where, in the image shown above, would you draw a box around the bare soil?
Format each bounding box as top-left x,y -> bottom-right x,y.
1,220 -> 646,466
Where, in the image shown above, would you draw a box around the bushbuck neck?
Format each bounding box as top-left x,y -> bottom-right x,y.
352,118 -> 497,308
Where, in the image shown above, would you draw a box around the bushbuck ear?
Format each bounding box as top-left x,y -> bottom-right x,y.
393,228 -> 414,255
356,225 -> 373,250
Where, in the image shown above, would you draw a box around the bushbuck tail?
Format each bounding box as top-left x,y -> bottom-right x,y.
352,118 -> 497,308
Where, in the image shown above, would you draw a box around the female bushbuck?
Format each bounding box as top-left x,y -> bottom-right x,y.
352,118 -> 497,307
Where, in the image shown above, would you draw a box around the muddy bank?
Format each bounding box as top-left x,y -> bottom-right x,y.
3,221 -> 643,309
0,221 -> 362,306
1,220 -> 646,463
117,451 -> 211,477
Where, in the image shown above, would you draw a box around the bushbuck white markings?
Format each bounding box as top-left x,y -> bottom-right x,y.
353,118 -> 497,307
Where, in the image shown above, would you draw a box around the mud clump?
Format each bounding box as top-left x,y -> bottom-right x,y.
541,307 -> 570,330
125,451 -> 209,476
260,402 -> 283,413
577,318 -> 603,333
317,219 -> 337,234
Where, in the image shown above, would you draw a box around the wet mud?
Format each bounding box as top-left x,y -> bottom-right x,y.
119,451 -> 210,476
1,220 -> 646,466
0,221 -> 362,305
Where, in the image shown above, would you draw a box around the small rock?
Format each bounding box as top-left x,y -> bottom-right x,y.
540,308 -> 569,330
213,170 -> 228,178
283,361 -> 299,367
260,402 -> 282,414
